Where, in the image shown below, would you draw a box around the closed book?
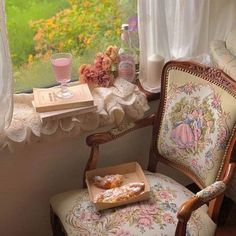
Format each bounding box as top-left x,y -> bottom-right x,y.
33,104 -> 97,122
33,84 -> 94,112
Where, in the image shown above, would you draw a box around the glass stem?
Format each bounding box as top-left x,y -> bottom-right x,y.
61,83 -> 68,94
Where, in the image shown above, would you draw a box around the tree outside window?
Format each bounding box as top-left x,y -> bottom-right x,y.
6,0 -> 137,93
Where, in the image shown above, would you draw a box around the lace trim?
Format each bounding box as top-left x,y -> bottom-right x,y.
1,79 -> 149,150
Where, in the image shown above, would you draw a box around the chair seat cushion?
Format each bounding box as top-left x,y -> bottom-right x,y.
50,172 -> 216,236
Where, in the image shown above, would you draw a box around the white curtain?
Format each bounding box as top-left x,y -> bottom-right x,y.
138,0 -> 236,83
0,0 -> 13,131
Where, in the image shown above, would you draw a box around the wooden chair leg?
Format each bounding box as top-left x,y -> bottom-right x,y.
217,196 -> 234,226
175,221 -> 187,236
50,206 -> 66,236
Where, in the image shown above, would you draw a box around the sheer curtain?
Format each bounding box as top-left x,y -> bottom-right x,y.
138,0 -> 236,203
0,0 -> 13,132
138,0 -> 236,84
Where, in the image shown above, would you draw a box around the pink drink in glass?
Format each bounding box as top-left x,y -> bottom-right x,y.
51,57 -> 72,84
51,53 -> 73,98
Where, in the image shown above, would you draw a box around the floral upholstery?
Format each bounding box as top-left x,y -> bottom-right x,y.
157,70 -> 236,187
210,30 -> 236,80
196,181 -> 226,202
50,172 -> 216,236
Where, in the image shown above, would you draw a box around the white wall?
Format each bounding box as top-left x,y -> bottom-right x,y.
0,101 -> 190,236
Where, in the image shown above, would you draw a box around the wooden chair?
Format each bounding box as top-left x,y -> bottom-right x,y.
50,61 -> 236,236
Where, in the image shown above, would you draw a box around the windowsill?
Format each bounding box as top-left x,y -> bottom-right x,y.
135,79 -> 161,101
2,79 -> 151,150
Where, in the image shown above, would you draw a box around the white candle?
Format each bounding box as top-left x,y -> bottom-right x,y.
147,54 -> 164,88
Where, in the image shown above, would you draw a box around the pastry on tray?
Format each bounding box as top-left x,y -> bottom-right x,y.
93,174 -> 124,189
94,182 -> 145,203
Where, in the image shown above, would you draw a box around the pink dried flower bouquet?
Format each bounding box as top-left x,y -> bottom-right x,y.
78,46 -> 119,88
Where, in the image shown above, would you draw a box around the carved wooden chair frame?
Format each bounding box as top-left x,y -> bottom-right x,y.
50,61 -> 236,236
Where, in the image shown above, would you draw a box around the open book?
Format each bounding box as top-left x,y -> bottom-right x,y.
33,84 -> 94,112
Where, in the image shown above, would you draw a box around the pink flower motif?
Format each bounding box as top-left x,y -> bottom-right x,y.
162,212 -> 174,224
120,204 -> 139,215
218,128 -> 227,144
138,214 -> 153,227
182,83 -> 195,94
111,229 -> 131,236
211,94 -> 221,110
78,209 -> 100,221
139,203 -> 158,215
156,191 -> 172,200
191,159 -> 198,167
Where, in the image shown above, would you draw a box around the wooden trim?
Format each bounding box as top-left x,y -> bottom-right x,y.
158,156 -> 205,188
166,61 -> 236,94
208,162 -> 236,222
86,113 -> 155,147
146,61 -> 236,228
208,195 -> 224,224
175,221 -> 187,236
177,178 -> 229,228
217,130 -> 236,181
223,162 -> 236,184
84,113 -> 155,187
83,145 -> 99,188
176,197 -> 201,235
177,197 -> 202,222
50,206 -> 67,236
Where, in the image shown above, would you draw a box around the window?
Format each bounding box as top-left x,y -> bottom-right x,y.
6,0 -> 137,93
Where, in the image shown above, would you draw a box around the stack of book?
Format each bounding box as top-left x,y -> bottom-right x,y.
32,83 -> 97,122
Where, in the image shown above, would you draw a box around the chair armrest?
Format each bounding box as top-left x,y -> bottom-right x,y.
83,113 -> 155,187
177,181 -> 226,223
195,181 -> 226,202
177,162 -> 235,226
86,113 -> 155,146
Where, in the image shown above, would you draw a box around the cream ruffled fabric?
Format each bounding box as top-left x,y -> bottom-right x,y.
209,32 -> 236,81
0,79 -> 149,150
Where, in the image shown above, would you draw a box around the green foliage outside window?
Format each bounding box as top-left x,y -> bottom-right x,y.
6,0 -> 137,92
30,0 -> 122,63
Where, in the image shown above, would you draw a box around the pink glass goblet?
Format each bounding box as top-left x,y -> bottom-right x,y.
51,53 -> 73,98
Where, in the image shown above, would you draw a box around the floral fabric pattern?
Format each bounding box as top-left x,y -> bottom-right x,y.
196,181 -> 226,202
50,172 -> 216,236
158,76 -> 236,186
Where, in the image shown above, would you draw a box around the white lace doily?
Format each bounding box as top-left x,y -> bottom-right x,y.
1,79 -> 149,150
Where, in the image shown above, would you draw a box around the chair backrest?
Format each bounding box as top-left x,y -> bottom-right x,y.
151,61 -> 236,188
